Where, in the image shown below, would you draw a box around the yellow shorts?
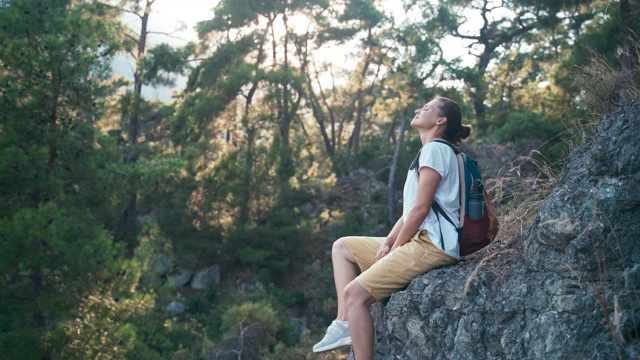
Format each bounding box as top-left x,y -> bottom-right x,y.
342,230 -> 457,302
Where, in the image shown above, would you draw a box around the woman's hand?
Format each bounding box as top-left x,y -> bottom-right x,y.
375,242 -> 391,262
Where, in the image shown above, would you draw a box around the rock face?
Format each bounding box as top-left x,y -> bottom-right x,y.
167,267 -> 192,289
191,265 -> 220,290
360,100 -> 640,359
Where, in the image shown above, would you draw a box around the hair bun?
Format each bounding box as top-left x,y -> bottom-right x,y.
460,125 -> 472,139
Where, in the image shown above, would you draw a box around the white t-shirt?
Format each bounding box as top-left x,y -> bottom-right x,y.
402,141 -> 460,259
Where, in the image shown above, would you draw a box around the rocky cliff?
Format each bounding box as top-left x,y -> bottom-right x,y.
355,99 -> 640,359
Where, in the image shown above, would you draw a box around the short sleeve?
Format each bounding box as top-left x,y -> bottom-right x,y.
419,142 -> 451,179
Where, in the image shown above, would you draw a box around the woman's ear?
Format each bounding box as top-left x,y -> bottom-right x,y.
437,116 -> 448,125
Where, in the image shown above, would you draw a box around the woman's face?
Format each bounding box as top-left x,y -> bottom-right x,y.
411,99 -> 442,130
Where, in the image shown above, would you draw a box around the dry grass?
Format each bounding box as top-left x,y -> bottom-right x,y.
460,151 -> 561,293
561,193 -> 640,359
488,149 -> 561,247
462,115 -> 601,289
462,38 -> 640,354
576,36 -> 640,119
463,33 -> 640,283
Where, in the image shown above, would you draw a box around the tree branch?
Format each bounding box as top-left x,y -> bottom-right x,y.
122,31 -> 139,45
122,8 -> 143,20
146,31 -> 189,43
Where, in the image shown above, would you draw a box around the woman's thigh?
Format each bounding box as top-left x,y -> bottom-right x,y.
340,236 -> 385,271
355,230 -> 457,302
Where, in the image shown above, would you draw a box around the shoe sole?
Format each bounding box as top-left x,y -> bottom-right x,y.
312,336 -> 352,353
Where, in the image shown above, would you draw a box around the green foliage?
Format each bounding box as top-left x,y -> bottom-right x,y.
224,206 -> 311,275
490,110 -> 573,166
221,301 -> 280,336
318,0 -> 385,44
172,37 -> 257,147
0,1 -> 128,357
340,0 -> 384,27
51,220 -> 209,360
156,208 -> 222,258
329,207 -> 381,238
143,43 -> 196,87
0,326 -> 45,360
130,156 -> 186,210
197,0 -> 272,33
568,8 -> 626,68
492,111 -> 564,145
0,184 -> 128,356
0,203 -> 120,280
0,0 -> 635,358
187,36 -> 256,91
250,271 -> 307,309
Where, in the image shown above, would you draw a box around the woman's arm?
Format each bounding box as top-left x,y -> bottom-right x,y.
389,166 -> 441,252
375,217 -> 404,261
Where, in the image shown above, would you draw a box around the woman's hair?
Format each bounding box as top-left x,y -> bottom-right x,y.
435,96 -> 471,146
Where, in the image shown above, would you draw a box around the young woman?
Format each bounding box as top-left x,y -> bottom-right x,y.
312,96 -> 471,359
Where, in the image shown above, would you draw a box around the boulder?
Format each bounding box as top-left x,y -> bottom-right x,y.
166,267 -> 192,289
353,100 -> 640,359
150,253 -> 172,276
191,265 -> 220,290
166,301 -> 186,316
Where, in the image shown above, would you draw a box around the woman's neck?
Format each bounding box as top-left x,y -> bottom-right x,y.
420,132 -> 446,145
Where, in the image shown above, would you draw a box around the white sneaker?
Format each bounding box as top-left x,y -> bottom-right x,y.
312,320 -> 352,353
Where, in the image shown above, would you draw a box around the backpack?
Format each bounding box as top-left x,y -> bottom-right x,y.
415,140 -> 500,256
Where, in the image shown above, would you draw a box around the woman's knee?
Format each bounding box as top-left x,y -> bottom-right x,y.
332,237 -> 349,257
344,281 -> 373,308
332,237 -> 357,266
343,281 -> 357,306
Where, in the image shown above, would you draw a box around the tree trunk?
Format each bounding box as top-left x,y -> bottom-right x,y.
453,0 -> 534,133
239,117 -> 255,224
388,112 -> 408,225
349,32 -> 374,154
276,11 -> 294,182
238,23 -> 270,224
128,0 -> 153,162
316,66 -> 337,155
123,0 -> 154,252
30,266 -> 44,329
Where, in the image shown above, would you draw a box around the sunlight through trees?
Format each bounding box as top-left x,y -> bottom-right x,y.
1,0 -> 638,358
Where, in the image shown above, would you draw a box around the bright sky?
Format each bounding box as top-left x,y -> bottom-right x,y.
113,0 -> 471,101
112,0 -> 215,101
141,0 -> 215,46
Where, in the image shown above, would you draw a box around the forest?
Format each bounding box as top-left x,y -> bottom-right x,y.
1,0 -> 639,359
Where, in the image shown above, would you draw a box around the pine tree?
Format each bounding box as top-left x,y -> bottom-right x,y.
0,1 -> 125,357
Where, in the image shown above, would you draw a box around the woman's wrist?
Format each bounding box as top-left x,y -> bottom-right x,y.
384,237 -> 395,246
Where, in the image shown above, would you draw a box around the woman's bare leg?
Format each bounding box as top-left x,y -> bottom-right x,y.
332,238 -> 358,321
344,281 -> 377,360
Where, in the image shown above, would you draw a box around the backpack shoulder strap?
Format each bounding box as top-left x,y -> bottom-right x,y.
426,140 -> 468,251
429,140 -> 466,224
431,139 -> 460,154
456,153 -> 466,227
414,140 -> 459,175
